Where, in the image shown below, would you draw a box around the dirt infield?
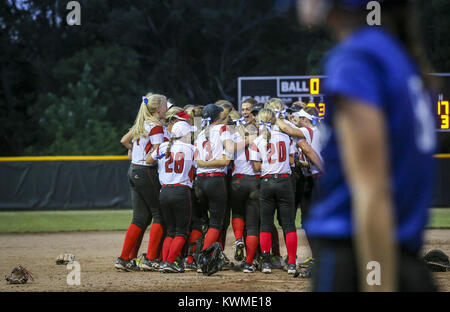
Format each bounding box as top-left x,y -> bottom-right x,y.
1,229 -> 449,292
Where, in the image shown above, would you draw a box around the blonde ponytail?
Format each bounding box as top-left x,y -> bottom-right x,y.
131,93 -> 167,141
256,108 -> 276,152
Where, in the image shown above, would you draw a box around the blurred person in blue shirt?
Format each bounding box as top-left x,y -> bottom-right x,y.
297,0 -> 438,291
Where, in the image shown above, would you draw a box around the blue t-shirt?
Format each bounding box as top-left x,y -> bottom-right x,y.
304,27 -> 436,253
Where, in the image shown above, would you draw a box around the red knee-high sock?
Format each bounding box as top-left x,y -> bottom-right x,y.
128,227 -> 145,260
245,235 -> 259,264
187,229 -> 203,263
285,232 -> 298,264
259,232 -> 272,254
146,223 -> 164,260
271,226 -> 281,256
120,224 -> 142,261
162,236 -> 173,262
202,228 -> 220,251
167,236 -> 186,262
232,218 -> 245,240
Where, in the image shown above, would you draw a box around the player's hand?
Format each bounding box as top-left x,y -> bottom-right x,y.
155,153 -> 166,160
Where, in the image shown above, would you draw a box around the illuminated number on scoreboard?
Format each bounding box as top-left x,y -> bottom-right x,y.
439,100 -> 449,129
318,103 -> 326,117
310,78 -> 320,95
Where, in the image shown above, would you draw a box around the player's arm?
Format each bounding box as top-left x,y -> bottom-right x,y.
252,161 -> 261,172
334,95 -> 396,292
121,130 -> 133,150
276,119 -> 305,138
297,140 -> 324,172
145,144 -> 161,165
197,154 -> 230,168
234,134 -> 257,152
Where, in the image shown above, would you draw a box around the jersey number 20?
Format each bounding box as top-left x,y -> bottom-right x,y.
267,141 -> 286,164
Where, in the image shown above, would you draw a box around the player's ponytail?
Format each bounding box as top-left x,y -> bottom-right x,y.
265,98 -> 287,120
131,93 -> 167,141
228,111 -> 247,139
257,108 -> 276,152
165,136 -> 179,159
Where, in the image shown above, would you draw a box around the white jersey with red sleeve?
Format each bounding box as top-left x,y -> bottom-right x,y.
194,124 -> 233,174
131,123 -> 164,166
297,126 -> 323,175
249,129 -> 295,177
151,141 -> 195,188
231,132 -> 258,176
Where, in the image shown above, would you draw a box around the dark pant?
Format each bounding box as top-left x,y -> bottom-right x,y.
190,180 -> 209,233
159,186 -> 192,238
128,164 -> 162,229
194,175 -> 228,230
259,175 -> 296,234
298,174 -> 314,226
311,238 -> 437,292
230,175 -> 261,237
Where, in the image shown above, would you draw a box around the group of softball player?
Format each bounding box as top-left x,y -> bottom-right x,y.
115,93 -> 324,274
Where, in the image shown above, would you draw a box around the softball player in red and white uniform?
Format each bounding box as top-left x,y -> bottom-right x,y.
115,93 -> 168,271
228,111 -> 261,273
147,121 -> 196,273
250,108 -> 298,275
194,104 -> 234,260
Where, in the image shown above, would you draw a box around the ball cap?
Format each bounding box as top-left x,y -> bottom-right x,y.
202,104 -> 224,122
171,121 -> 197,138
174,110 -> 190,121
251,103 -> 264,116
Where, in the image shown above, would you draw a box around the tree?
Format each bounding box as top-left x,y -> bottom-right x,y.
27,63 -> 125,155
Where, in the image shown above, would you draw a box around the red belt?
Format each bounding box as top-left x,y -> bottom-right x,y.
262,173 -> 290,178
312,173 -> 324,179
234,174 -> 260,179
197,172 -> 226,177
161,184 -> 190,188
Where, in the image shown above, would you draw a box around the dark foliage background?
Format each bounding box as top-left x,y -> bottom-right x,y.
0,0 -> 449,155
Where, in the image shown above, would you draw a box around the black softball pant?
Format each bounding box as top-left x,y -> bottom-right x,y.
259,176 -> 296,234
230,175 -> 260,236
159,186 -> 192,238
298,174 -> 314,226
311,238 -> 437,292
194,175 -> 228,231
128,164 -> 163,229
190,179 -> 209,233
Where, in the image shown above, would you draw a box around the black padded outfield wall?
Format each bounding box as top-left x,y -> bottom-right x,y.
0,157 -> 449,210
0,158 -> 132,210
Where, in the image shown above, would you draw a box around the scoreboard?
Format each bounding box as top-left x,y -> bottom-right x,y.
237,74 -> 450,131
436,74 -> 450,131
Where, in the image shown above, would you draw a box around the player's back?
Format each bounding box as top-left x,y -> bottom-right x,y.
306,26 -> 436,252
156,141 -> 195,188
251,129 -> 293,177
132,123 -> 164,166
195,124 -> 232,174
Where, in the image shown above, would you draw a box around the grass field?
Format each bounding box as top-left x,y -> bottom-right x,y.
0,208 -> 449,233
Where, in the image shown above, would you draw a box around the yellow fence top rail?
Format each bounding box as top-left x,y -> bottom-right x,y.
0,155 -> 129,162
434,154 -> 450,158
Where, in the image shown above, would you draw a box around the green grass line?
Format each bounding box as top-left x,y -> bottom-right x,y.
0,210 -> 133,233
0,208 -> 448,234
